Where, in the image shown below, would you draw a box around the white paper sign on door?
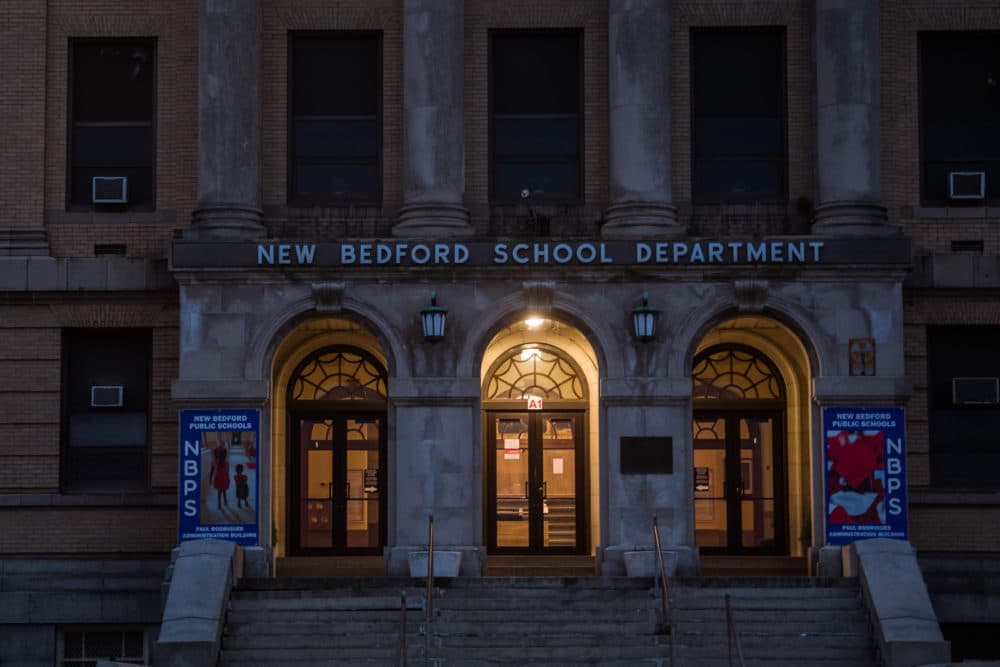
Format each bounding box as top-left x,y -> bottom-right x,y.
553,458 -> 564,474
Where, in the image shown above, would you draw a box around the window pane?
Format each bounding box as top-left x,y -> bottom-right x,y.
928,326 -> 1000,488
492,33 -> 579,115
692,31 -> 783,117
695,118 -> 783,157
694,158 -> 783,198
494,117 -> 577,158
692,30 -> 785,200
70,166 -> 153,206
69,413 -> 147,447
73,43 -> 154,122
65,447 -> 146,488
64,330 -> 151,412
294,118 -> 376,158
920,32 -> 1000,201
84,631 -> 123,660
73,126 -> 153,165
122,631 -> 145,658
63,632 -> 84,658
294,164 -> 378,198
495,162 -> 578,199
291,34 -> 379,116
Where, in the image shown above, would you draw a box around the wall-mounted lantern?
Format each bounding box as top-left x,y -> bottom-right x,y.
421,291 -> 447,342
632,291 -> 658,343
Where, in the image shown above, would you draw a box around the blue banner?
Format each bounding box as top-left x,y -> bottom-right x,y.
178,409 -> 260,546
823,407 -> 908,545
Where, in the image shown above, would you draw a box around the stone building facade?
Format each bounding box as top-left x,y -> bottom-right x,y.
1,0 -> 999,663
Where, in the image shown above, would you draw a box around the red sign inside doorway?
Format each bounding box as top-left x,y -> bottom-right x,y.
526,396 -> 543,410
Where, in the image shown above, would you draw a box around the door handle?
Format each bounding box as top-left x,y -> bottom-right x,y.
524,481 -> 529,499
345,481 -> 351,499
540,481 -> 547,499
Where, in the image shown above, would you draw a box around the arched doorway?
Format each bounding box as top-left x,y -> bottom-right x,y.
692,344 -> 789,554
286,346 -> 388,555
483,343 -> 589,554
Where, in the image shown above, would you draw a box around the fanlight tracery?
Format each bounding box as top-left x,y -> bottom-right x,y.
486,346 -> 586,401
290,348 -> 387,402
692,345 -> 784,400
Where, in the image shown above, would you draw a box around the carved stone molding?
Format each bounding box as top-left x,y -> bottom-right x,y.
733,279 -> 769,313
521,281 -> 556,315
312,282 -> 345,313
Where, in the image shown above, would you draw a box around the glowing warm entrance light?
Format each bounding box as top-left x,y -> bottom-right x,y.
524,317 -> 545,329
520,347 -> 542,361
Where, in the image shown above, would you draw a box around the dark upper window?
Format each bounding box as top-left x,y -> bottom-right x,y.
691,29 -> 786,201
62,329 -> 151,492
491,31 -> 581,202
69,40 -> 155,208
919,32 -> 1000,204
289,32 -> 381,204
928,326 -> 1000,489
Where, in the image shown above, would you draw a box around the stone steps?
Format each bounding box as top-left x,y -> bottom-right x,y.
220,575 -> 878,666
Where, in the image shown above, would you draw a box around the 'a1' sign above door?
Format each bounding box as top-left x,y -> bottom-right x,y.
526,395 -> 544,410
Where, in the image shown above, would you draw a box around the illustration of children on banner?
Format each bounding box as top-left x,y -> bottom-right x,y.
179,408 -> 261,546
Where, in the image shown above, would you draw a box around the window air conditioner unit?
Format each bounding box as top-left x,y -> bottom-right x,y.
92,176 -> 128,204
90,385 -> 124,408
948,171 -> 985,200
952,377 -> 999,405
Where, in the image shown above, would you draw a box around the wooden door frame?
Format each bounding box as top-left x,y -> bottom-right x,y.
484,409 -> 588,555
288,408 -> 387,556
693,408 -> 789,555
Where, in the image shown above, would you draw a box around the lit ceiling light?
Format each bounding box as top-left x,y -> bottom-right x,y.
524,317 -> 545,329
520,347 -> 542,361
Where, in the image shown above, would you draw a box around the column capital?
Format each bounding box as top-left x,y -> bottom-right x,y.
812,201 -> 901,238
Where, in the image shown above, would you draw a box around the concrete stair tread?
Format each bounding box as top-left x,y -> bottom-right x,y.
222,575 -> 876,666
229,595 -> 421,611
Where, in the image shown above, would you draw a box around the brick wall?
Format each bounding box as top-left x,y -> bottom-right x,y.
0,2 -> 46,231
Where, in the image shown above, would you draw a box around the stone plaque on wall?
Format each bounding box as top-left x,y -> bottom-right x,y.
620,437 -> 673,474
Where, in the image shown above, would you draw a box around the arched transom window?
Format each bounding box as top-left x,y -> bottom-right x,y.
290,347 -> 387,402
692,345 -> 784,401
485,345 -> 586,401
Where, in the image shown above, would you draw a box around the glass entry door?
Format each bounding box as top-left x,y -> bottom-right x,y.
693,412 -> 785,554
293,413 -> 385,555
488,412 -> 585,554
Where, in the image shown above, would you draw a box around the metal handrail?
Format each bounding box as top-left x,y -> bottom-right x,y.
398,590 -> 408,667
725,593 -> 747,667
425,515 -> 434,666
651,515 -> 675,665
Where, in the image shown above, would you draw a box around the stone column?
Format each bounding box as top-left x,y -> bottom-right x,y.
602,0 -> 683,239
385,378 -> 485,576
598,380 -> 698,576
189,0 -> 266,240
393,0 -> 473,238
812,0 -> 897,237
